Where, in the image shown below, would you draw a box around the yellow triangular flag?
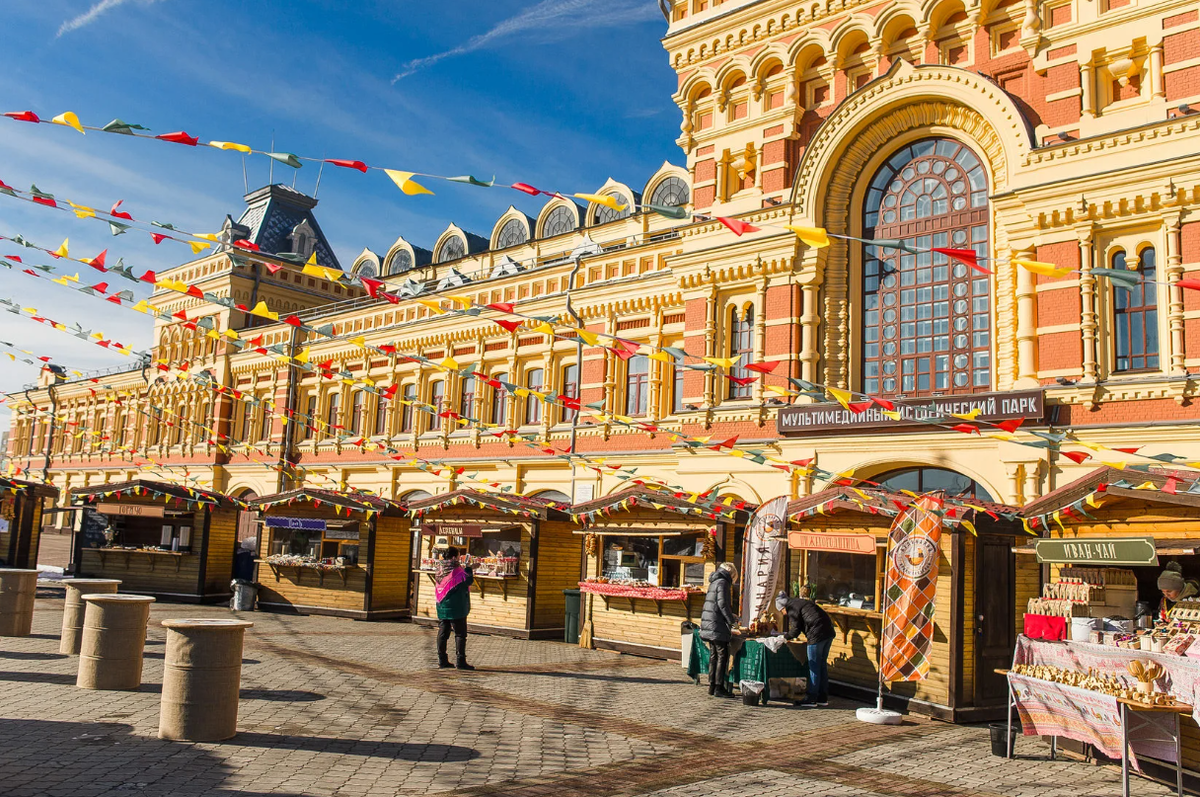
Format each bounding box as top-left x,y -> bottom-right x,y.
828,386 -> 852,409
577,329 -> 600,346
416,299 -> 445,314
440,356 -> 459,371
784,225 -> 830,248
447,295 -> 474,307
250,301 -> 278,321
648,350 -> 672,364
1013,258 -> 1073,279
68,202 -> 96,219
52,112 -> 85,134
52,239 -> 69,259
383,169 -> 434,196
208,141 -> 252,153
189,241 -> 212,255
534,321 -> 555,335
882,410 -> 903,421
574,193 -> 626,211
1133,481 -> 1158,491
703,356 -> 737,368
196,233 -> 220,243
952,408 -> 982,421
350,336 -> 367,348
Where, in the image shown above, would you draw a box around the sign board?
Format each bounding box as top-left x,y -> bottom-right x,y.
323,527 -> 360,541
422,523 -> 483,538
1035,537 -> 1158,566
739,496 -> 789,626
788,531 -> 878,555
777,390 -> 1044,436
79,507 -> 110,549
94,502 -> 165,519
264,517 -> 327,532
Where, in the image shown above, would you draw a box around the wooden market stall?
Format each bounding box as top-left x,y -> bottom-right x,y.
70,480 -> 240,603
574,486 -> 752,660
1016,467 -> 1200,784
249,489 -> 411,620
0,477 -> 58,569
409,490 -> 577,639
784,488 -> 1028,722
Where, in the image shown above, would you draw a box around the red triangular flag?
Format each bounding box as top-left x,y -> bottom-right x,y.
996,417 -> 1024,433
1164,478 -> 1179,495
493,318 -> 522,333
933,248 -> 991,274
1178,279 -> 1200,292
156,131 -> 199,146
611,340 -> 639,361
139,270 -> 157,284
265,263 -> 284,275
109,201 -> 132,221
1114,447 -> 1141,454
150,233 -> 167,245
1060,451 -> 1090,464
233,239 -> 259,251
186,285 -> 204,298
86,249 -> 107,270
4,111 -> 39,123
511,183 -> 542,196
284,315 -> 303,327
744,361 -> 778,374
717,217 -> 759,236
325,159 -> 368,173
726,375 -> 756,387
486,302 -> 514,314
847,401 -> 872,414
952,423 -> 980,435
870,396 -> 895,411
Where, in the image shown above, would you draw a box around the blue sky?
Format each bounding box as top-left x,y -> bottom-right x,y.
0,0 -> 683,430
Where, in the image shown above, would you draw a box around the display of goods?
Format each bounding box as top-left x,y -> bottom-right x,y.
1027,597 -> 1091,618
1164,634 -> 1196,656
1127,659 -> 1166,694
463,554 -> 519,577
265,553 -> 345,571
1044,580 -> 1104,603
1171,599 -> 1200,623
578,579 -> 701,601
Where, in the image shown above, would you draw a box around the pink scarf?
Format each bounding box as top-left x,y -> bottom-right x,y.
435,564 -> 469,603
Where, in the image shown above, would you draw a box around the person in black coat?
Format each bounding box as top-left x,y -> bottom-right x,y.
699,562 -> 738,697
776,587 -> 835,707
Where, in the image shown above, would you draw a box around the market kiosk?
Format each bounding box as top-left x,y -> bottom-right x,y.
70,480 -> 240,602
784,488 -> 1028,721
574,486 -> 751,659
0,477 -> 58,569
1012,467 -> 1200,790
409,490 -> 576,639
250,489 -> 411,620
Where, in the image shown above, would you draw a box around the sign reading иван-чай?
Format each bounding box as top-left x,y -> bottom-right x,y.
776,390 -> 1044,436
1035,537 -> 1158,566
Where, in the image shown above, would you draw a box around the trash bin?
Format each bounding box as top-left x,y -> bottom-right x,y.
680,622 -> 697,672
230,580 -> 258,612
989,723 -> 1017,757
563,589 -> 581,644
740,680 -> 765,706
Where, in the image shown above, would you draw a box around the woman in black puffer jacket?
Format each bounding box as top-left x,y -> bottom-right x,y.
699,562 -> 738,697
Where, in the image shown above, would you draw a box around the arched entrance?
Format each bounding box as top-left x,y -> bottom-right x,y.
232,489 -> 259,545
872,466 -> 993,501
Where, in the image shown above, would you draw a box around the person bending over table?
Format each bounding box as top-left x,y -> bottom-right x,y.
776,587 -> 835,707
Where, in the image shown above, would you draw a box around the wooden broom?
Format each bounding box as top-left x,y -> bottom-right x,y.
579,593 -> 595,648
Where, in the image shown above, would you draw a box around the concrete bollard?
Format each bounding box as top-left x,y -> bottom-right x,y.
0,568 -> 40,637
60,579 -> 122,655
159,618 -> 253,742
76,594 -> 155,690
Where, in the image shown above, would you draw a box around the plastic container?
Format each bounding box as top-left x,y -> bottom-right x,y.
562,589 -> 581,644
740,680 -> 765,706
230,580 -> 258,612
680,621 -> 697,671
989,723 -> 1017,757
1070,616 -> 1099,642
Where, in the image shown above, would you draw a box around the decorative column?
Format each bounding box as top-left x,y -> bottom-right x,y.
1006,464 -> 1023,507
1080,61 -> 1096,120
1022,461 -> 1044,503
1165,213 -> 1186,375
649,311 -> 664,423
1077,230 -> 1099,382
1150,42 -> 1166,101
703,283 -> 718,409
753,274 -> 768,406
1015,247 -> 1039,387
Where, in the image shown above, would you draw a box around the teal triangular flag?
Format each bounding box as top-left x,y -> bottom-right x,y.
447,175 -> 495,187
102,119 -> 149,135
1091,267 -> 1141,292
267,152 -> 302,169
646,204 -> 689,220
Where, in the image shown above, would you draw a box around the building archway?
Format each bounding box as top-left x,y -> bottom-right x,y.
231,488 -> 259,545
871,465 -> 993,501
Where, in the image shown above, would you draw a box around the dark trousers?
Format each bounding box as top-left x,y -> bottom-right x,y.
437,617 -> 468,664
707,640 -> 730,693
807,636 -> 833,702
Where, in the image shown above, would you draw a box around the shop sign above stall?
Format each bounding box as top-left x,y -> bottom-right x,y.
264,517 -> 327,531
776,390 -> 1044,436
323,527 -> 360,541
422,523 -> 483,538
1034,537 -> 1158,566
788,531 -> 878,555
94,502 -> 165,518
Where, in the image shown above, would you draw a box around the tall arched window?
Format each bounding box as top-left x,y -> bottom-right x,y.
302,394 -> 317,439
873,466 -> 993,501
400,384 -> 417,432
592,193 -> 632,225
863,137 -> 990,396
388,249 -> 413,275
374,394 -> 390,436
1112,248 -> 1159,372
240,400 -> 254,441
491,373 -> 510,426
429,381 -> 446,431
729,306 -> 754,399
524,369 -> 544,425
496,219 -> 528,249
625,356 -> 649,416
459,375 -> 478,419
174,404 -> 187,445
326,392 -> 341,431
436,237 -> 466,264
349,391 -> 366,435
541,206 -> 576,238
560,364 -> 578,424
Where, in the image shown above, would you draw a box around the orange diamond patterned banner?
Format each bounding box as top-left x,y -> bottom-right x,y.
880,494 -> 944,683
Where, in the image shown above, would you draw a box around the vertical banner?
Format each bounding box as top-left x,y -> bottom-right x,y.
739,495 -> 790,626
880,494 -> 944,683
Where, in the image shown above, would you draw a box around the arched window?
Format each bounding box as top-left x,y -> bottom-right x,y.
400,384 -> 417,432
174,404 -> 187,445
491,373 -> 510,426
374,394 -> 390,436
649,176 -> 689,210
524,368 -> 544,425
388,249 -> 413,275
112,410 -> 126,448
326,392 -> 341,431
193,403 -> 208,444
592,193 -> 632,225
240,400 -> 255,441
625,356 -> 649,416
148,406 -> 162,446
873,466 -> 993,501
542,206 -> 576,238
863,137 -> 991,397
459,375 -> 477,419
436,237 -> 466,264
258,398 -> 271,442
429,381 -> 446,431
302,394 -> 317,440
729,306 -> 754,399
496,219 -> 528,249
1112,248 -> 1159,372
671,350 -> 686,414
354,260 -> 379,280
349,391 -> 366,435
560,364 -> 578,424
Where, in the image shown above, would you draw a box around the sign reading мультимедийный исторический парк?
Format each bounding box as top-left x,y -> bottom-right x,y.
776,390 -> 1044,436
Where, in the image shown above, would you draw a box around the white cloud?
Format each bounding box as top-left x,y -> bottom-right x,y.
57,0 -> 165,38
393,0 -> 660,81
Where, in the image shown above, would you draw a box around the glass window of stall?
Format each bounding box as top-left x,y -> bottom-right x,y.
805,549 -> 880,611
601,533 -> 706,588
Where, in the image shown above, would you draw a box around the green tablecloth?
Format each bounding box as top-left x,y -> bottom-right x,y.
686,629 -> 808,702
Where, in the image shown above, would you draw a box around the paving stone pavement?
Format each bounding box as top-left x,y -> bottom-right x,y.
0,592 -> 1177,797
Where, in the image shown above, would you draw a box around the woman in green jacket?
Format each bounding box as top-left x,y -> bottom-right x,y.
434,550 -> 475,670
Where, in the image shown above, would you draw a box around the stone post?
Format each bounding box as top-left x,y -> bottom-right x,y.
77,594 -> 154,690
0,568 -> 39,637
159,618 -> 254,742
60,579 -> 121,654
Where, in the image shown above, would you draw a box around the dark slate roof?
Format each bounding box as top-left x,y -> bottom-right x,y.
237,184 -> 342,270
463,231 -> 490,256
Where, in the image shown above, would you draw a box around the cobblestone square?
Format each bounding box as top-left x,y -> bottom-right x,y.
0,591 -> 1174,797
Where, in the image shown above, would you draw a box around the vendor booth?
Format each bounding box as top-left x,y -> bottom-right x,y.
784,488 -> 1028,721
0,477 -> 58,569
409,490 -> 576,639
1011,467 -> 1200,790
250,489 -> 411,620
70,480 -> 239,603
574,486 -> 752,660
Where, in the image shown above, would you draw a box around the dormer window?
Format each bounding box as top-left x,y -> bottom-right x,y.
289,220 -> 317,260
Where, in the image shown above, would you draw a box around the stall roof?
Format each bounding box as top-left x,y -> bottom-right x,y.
70,479 -> 236,508
571,485 -> 754,527
248,488 -> 403,515
408,489 -> 569,521
1022,467 -> 1200,518
0,476 -> 60,500
786,487 -> 1020,528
